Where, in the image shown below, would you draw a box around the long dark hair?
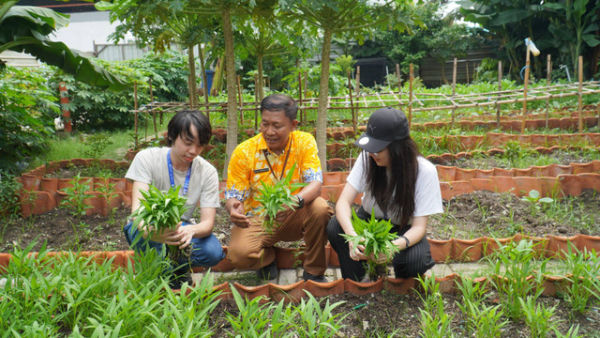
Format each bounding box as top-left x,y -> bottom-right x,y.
365,137 -> 421,227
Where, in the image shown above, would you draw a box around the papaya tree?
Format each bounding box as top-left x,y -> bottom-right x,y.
284,0 -> 417,171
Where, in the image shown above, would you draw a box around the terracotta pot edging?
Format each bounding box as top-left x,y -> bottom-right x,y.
1,248 -> 595,301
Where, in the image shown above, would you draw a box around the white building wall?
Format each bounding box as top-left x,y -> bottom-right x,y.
50,11 -> 134,54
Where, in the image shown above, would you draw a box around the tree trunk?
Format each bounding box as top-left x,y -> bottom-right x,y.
316,28 -> 333,172
198,44 -> 210,116
187,45 -> 197,108
257,53 -> 264,102
222,7 -> 238,180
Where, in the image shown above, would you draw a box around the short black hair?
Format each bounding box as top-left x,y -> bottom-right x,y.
260,93 -> 298,121
167,110 -> 211,146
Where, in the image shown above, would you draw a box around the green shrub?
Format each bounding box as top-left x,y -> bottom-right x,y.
0,171 -> 22,217
0,66 -> 59,173
47,61 -> 146,132
125,50 -> 189,103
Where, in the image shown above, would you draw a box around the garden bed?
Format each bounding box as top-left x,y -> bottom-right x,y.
3,190 -> 598,255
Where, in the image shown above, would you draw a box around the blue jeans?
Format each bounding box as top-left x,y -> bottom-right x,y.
123,220 -> 225,268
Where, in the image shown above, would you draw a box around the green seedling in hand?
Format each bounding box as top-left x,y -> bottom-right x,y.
341,208 -> 399,280
131,185 -> 188,263
255,163 -> 306,233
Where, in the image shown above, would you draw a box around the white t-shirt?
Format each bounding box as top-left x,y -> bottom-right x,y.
125,147 -> 220,221
346,151 -> 443,225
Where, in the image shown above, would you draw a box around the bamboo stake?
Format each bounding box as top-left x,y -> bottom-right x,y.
237,75 -> 243,123
451,58 -> 457,126
254,73 -> 259,131
496,61 -> 502,126
303,70 -> 308,122
522,49 -> 531,133
578,55 -> 583,132
134,81 -> 138,149
355,66 -> 361,96
298,71 -> 303,124
348,70 -> 356,134
395,64 -> 402,95
149,78 -> 157,139
408,63 -> 413,126
546,54 -> 551,128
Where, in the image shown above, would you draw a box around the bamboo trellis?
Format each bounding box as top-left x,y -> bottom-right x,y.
131,80 -> 600,146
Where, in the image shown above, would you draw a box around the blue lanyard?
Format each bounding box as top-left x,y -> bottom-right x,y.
167,149 -> 192,196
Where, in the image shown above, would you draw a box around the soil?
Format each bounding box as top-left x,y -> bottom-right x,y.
2,190 -> 598,253
208,291 -> 600,337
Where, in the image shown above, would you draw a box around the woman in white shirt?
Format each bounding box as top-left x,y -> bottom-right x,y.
327,107 -> 443,281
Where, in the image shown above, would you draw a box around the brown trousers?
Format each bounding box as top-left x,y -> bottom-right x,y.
227,197 -> 332,276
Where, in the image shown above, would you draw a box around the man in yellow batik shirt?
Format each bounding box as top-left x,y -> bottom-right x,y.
225,93 -> 332,282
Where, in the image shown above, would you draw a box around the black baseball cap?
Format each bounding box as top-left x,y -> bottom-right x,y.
355,107 -> 409,153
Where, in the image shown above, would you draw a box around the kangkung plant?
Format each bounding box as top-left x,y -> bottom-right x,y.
255,163 -> 305,233
487,239 -> 547,320
561,244 -> 600,315
59,173 -> 92,217
341,208 -> 400,280
131,185 -> 188,264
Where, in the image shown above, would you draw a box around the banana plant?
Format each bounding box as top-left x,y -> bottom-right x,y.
0,1 -> 126,90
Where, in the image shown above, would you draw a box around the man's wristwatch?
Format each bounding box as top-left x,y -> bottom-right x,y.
296,195 -> 305,209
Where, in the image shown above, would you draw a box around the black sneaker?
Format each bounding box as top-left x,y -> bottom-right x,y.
256,260 -> 278,280
302,271 -> 327,283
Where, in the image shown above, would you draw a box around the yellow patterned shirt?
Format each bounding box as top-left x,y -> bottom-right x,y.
225,130 -> 323,214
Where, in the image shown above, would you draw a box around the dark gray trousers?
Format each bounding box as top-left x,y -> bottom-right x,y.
327,207 -> 435,281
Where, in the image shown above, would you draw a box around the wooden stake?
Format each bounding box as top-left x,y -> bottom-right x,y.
303,71 -> 308,122
355,66 -> 361,96
254,73 -> 259,131
149,78 -> 157,139
497,61 -> 502,126
578,55 -> 583,132
298,72 -> 303,124
522,49 -> 531,133
134,81 -> 138,148
237,75 -> 243,123
408,63 -> 414,126
395,63 -> 402,94
546,54 -> 551,128
451,58 -> 457,126
348,70 -> 356,134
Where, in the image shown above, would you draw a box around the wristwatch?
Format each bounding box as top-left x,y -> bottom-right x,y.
296,195 -> 305,209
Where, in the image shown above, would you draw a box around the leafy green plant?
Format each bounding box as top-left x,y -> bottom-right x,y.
560,244 -> 600,314
487,239 -> 547,320
456,277 -> 507,337
417,275 -> 454,338
96,177 -> 118,219
0,66 -> 58,173
341,208 -> 399,280
82,133 -> 113,158
255,163 -> 305,233
226,287 -> 275,337
131,185 -> 188,263
59,173 -> 92,217
521,189 -> 554,216
0,171 -> 22,218
520,296 -> 557,337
